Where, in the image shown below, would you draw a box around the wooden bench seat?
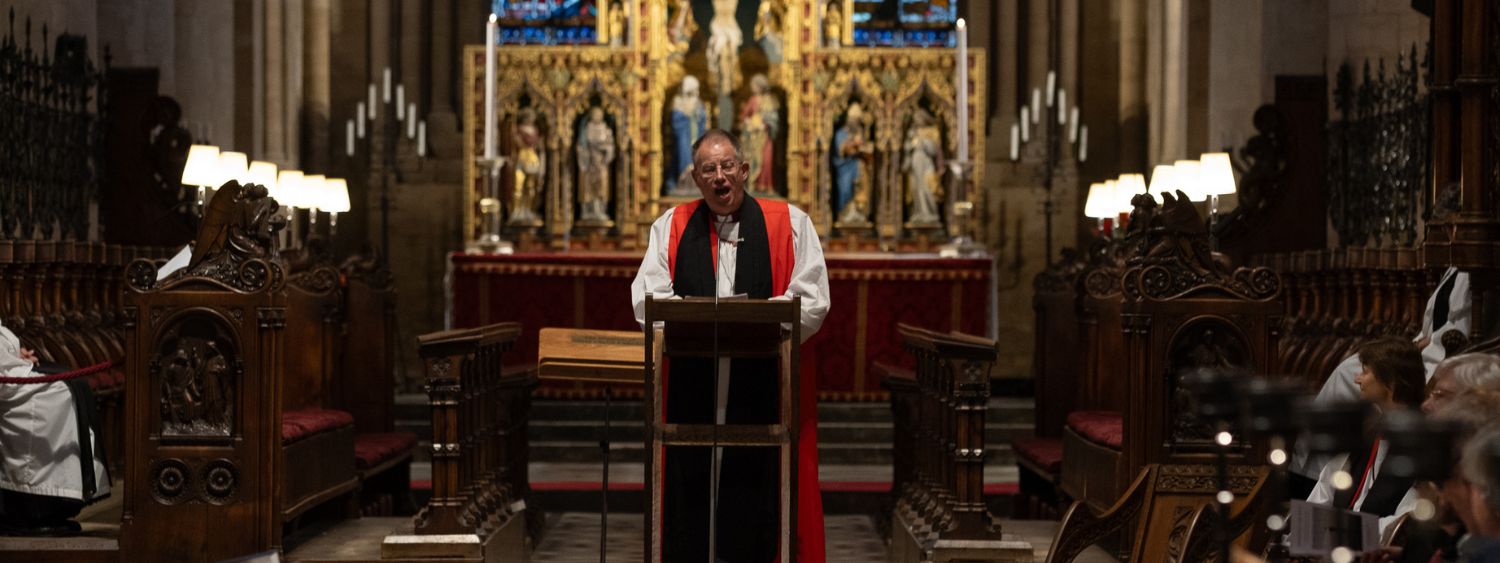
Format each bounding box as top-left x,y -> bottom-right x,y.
281,408 -> 358,522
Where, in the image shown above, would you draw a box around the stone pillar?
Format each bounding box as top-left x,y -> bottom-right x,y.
1154,0 -> 1185,165
284,0 -> 303,168
1117,0 -> 1148,174
264,0 -> 286,164
304,0 -> 332,171
426,0 -> 459,164
1059,0 -> 1079,112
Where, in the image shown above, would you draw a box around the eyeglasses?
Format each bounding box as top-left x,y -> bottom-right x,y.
695,159 -> 742,179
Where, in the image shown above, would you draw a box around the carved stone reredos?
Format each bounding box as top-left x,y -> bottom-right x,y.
126,181 -> 288,294
1120,190 -> 1281,302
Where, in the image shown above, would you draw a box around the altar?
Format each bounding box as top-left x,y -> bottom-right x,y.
448,251 -> 993,401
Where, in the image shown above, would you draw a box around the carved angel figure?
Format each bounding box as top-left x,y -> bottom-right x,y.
576,107 -> 616,223
903,108 -> 943,225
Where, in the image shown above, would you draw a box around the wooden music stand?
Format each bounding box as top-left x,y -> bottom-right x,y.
537,327 -> 647,563
642,295 -> 801,563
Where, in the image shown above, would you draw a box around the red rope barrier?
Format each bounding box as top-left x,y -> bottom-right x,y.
0,361 -> 116,384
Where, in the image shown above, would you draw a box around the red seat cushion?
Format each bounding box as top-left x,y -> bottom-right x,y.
281,408 -> 355,444
354,432 -> 419,470
1066,410 -> 1123,449
1013,437 -> 1063,475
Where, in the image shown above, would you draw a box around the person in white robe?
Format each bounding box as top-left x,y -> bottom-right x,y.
1290,267 -> 1470,482
0,321 -> 110,535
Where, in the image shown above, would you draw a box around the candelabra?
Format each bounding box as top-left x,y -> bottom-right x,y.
346,57 -> 429,263
1009,0 -> 1087,263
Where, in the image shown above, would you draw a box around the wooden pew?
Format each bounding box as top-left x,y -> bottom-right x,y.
888,323 -> 1031,563
381,322 -> 534,561
1045,464 -> 1274,563
120,182 -> 290,560
339,255 -> 415,516
1253,248 -> 1427,388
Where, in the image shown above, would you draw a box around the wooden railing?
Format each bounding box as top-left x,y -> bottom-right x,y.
1252,247 -> 1428,386
889,323 -> 1018,561
412,322 -> 535,537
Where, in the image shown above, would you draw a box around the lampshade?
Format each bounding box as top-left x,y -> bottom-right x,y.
1116,173 -> 1146,213
276,170 -> 304,208
1148,164 -> 1177,202
323,178 -> 351,213
1083,182 -> 1114,219
300,175 -> 327,210
181,145 -> 222,187
246,161 -> 279,192
1198,152 -> 1237,197
1173,159 -> 1205,202
217,151 -> 250,185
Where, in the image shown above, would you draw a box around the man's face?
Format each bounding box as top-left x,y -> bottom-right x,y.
693,137 -> 747,215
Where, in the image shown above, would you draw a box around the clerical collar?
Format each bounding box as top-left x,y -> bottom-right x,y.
714,211 -> 741,223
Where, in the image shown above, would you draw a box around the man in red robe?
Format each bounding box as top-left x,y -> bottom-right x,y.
631,129 -> 830,562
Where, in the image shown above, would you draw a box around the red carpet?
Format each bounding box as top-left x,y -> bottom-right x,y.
411,480 -> 1018,495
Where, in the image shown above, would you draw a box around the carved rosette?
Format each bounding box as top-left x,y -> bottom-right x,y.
289,264 -> 340,295
150,458 -> 192,505
199,458 -> 239,505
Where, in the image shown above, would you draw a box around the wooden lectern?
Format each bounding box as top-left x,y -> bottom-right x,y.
643,295 -> 801,563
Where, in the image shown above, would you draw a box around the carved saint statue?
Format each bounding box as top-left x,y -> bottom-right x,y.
509,108 -> 545,226
824,1 -> 843,49
903,108 -> 944,226
706,0 -> 742,105
608,1 -> 626,47
668,76 -> 709,196
576,107 -> 616,224
667,0 -> 697,63
739,74 -> 780,195
834,103 -> 874,225
756,2 -> 784,64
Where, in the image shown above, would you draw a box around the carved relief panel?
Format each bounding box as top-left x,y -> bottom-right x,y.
151,313 -> 241,440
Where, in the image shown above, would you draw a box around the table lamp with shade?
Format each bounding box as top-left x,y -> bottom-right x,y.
180,144 -> 222,212
1173,159 -> 1205,202
1116,173 -> 1147,216
1199,152 -> 1238,247
1084,181 -> 1114,235
323,178 -> 351,235
217,151 -> 249,186
301,174 -> 327,227
276,170 -> 304,210
1148,164 -> 1177,203
246,161 -> 279,195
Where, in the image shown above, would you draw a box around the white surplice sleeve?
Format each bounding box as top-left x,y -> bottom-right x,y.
784,205 -> 830,341
632,208 -> 678,329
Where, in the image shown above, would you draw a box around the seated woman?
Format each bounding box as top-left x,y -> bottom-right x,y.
1423,353 -> 1500,415
1305,337 -> 1427,536
0,321 -> 110,536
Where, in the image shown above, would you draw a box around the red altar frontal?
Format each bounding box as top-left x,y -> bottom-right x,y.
448,252 -> 992,401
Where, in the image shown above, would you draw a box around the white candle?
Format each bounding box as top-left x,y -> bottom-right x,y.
1031,88 -> 1041,123
383,67 -> 392,103
1069,107 -> 1080,143
1020,108 -> 1030,142
1046,71 -> 1056,106
955,18 -> 968,163
1009,124 -> 1019,161
346,119 -> 355,155
408,103 -> 418,138
485,13 -> 498,160
356,103 -> 367,138
1079,125 -> 1089,162
367,84 -> 377,119
396,85 -> 406,119
418,121 -> 427,157
1057,89 -> 1068,124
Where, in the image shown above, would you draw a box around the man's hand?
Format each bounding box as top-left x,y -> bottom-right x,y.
18,348 -> 38,364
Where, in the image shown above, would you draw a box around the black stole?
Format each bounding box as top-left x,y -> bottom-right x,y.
1332,437 -> 1413,517
672,195 -> 773,299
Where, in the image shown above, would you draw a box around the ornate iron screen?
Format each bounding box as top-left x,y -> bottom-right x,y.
0,11 -> 109,241
1326,44 -> 1430,248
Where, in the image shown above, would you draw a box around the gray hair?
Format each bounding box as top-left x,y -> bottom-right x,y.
1462,423 -> 1500,518
1435,353 -> 1500,393
691,128 -> 742,163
